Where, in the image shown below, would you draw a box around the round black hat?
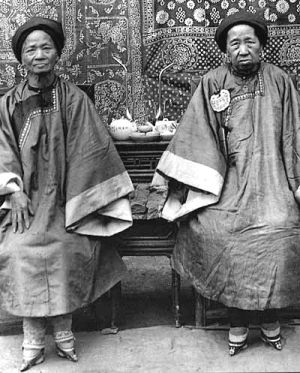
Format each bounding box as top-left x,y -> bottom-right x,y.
215,11 -> 268,53
12,17 -> 65,63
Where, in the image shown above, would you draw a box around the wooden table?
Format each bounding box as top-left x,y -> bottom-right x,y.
108,140 -> 181,330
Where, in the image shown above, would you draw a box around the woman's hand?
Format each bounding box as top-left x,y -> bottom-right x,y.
8,191 -> 34,233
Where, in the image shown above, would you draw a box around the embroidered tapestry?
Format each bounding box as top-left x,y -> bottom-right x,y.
0,0 -> 299,125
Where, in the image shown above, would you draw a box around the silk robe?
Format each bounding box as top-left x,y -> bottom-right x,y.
0,77 -> 134,317
152,62 -> 300,310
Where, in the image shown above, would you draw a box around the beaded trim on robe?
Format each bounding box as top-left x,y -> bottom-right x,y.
224,70 -> 264,128
18,88 -> 58,150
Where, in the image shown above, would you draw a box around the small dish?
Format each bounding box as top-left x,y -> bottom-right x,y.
129,132 -> 161,142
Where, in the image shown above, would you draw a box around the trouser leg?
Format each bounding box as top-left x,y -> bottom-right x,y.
23,317 -> 46,350
50,313 -> 78,362
22,317 -> 47,368
227,307 -> 249,356
259,309 -> 282,350
259,309 -> 280,337
51,313 -> 73,343
228,307 -> 249,339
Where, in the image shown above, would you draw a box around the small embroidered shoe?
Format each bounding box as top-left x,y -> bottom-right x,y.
228,339 -> 248,356
56,344 -> 78,362
20,348 -> 45,372
260,331 -> 282,350
55,331 -> 78,362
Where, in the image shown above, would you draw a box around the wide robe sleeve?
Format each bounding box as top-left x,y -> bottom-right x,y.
0,91 -> 23,207
281,76 -> 300,199
61,82 -> 134,236
152,73 -> 227,221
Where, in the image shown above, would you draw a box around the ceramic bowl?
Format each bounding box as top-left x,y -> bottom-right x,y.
155,118 -> 178,134
108,118 -> 137,141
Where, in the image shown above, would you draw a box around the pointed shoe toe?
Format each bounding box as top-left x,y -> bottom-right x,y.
20,349 -> 45,372
228,339 -> 248,356
260,331 -> 282,351
56,344 -> 78,362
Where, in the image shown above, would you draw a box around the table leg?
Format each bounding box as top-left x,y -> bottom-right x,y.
172,269 -> 181,328
110,281 -> 121,331
195,288 -> 207,328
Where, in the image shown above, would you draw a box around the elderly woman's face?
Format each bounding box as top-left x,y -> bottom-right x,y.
226,24 -> 262,73
21,30 -> 58,75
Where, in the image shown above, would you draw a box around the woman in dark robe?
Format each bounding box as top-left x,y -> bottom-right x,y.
152,11 -> 300,356
0,17 -> 133,370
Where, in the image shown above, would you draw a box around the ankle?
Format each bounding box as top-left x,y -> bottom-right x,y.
261,325 -> 280,338
54,331 -> 75,351
22,347 -> 44,360
229,327 -> 248,343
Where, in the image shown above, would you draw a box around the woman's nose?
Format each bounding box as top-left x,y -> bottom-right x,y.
239,44 -> 249,54
34,48 -> 44,58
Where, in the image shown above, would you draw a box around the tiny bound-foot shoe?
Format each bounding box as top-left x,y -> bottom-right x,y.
228,339 -> 248,356
56,344 -> 78,362
20,348 -> 45,372
260,331 -> 282,350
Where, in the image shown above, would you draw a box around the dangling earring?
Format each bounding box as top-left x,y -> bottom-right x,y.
260,49 -> 265,61
19,64 -> 27,80
222,53 -> 231,65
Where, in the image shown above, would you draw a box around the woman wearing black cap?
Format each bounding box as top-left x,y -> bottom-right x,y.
152,10 -> 300,356
0,17 -> 133,370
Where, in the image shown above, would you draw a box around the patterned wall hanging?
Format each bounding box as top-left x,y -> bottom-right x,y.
0,0 -> 299,125
142,0 -> 300,122
0,0 -> 144,125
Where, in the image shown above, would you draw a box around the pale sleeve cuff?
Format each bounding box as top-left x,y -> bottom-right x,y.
0,172 -> 23,195
294,185 -> 300,202
161,189 -> 219,222
68,198 -> 133,237
97,197 -> 133,221
154,151 -> 224,196
1,198 -> 11,210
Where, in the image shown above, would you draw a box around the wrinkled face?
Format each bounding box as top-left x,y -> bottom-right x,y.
226,24 -> 262,73
21,30 -> 58,75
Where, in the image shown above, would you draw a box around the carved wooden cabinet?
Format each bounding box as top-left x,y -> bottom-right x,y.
115,140 -> 168,184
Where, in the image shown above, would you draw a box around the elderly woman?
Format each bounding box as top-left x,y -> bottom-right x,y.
0,17 -> 133,371
152,11 -> 300,355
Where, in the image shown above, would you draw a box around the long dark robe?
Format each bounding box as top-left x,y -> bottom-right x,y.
152,62 -> 300,310
0,77 -> 134,317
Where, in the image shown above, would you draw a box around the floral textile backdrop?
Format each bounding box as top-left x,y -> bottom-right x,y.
0,0 -> 299,125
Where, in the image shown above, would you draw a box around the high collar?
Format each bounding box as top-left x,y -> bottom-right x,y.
27,76 -> 58,93
229,62 -> 261,79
